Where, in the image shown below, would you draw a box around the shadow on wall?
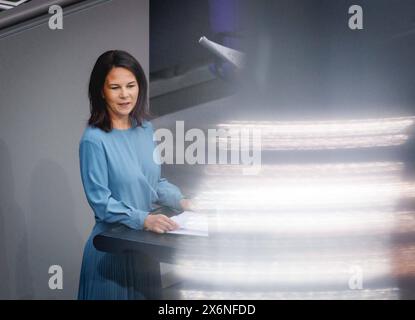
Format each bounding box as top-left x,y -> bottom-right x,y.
0,139 -> 34,299
28,159 -> 83,299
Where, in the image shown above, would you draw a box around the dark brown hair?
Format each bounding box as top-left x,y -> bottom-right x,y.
88,50 -> 149,132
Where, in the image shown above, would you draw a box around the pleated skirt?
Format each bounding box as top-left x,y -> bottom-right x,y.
78,223 -> 159,300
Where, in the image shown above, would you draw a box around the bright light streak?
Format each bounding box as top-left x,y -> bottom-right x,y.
178,288 -> 400,300
194,162 -> 415,212
173,257 -> 391,287
204,162 -> 404,176
216,117 -> 415,150
195,181 -> 415,211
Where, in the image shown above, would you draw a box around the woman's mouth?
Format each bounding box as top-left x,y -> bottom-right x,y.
118,102 -> 131,108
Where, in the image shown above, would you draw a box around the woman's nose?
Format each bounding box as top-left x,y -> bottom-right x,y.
119,87 -> 128,98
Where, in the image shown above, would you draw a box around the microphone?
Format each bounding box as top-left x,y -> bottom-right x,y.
199,36 -> 245,69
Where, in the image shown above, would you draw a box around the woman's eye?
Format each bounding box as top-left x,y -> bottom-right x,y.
127,85 -> 135,88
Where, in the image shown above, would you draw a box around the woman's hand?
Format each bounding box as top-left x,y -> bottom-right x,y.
180,198 -> 195,211
143,214 -> 179,234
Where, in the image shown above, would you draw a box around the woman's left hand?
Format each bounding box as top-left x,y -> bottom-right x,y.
180,198 -> 194,211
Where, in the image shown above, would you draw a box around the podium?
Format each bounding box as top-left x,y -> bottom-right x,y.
93,224 -> 210,299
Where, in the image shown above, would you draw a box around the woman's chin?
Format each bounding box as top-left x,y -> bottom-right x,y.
115,110 -> 133,117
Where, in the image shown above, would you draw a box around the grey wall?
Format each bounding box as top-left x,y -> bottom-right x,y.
0,0 -> 149,299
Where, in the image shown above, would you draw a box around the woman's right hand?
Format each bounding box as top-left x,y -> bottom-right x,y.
143,214 -> 179,234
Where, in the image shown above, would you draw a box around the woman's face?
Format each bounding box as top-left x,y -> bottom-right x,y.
102,67 -> 139,122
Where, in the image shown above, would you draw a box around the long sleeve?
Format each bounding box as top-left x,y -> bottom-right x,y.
156,178 -> 184,211
149,121 -> 184,211
79,140 -> 149,230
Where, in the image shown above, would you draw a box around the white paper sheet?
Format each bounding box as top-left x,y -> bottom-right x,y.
167,211 -> 209,237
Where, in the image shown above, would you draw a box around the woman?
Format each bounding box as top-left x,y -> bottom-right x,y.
78,50 -> 191,299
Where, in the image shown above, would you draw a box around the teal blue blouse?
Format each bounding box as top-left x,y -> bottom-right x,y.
79,120 -> 183,230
